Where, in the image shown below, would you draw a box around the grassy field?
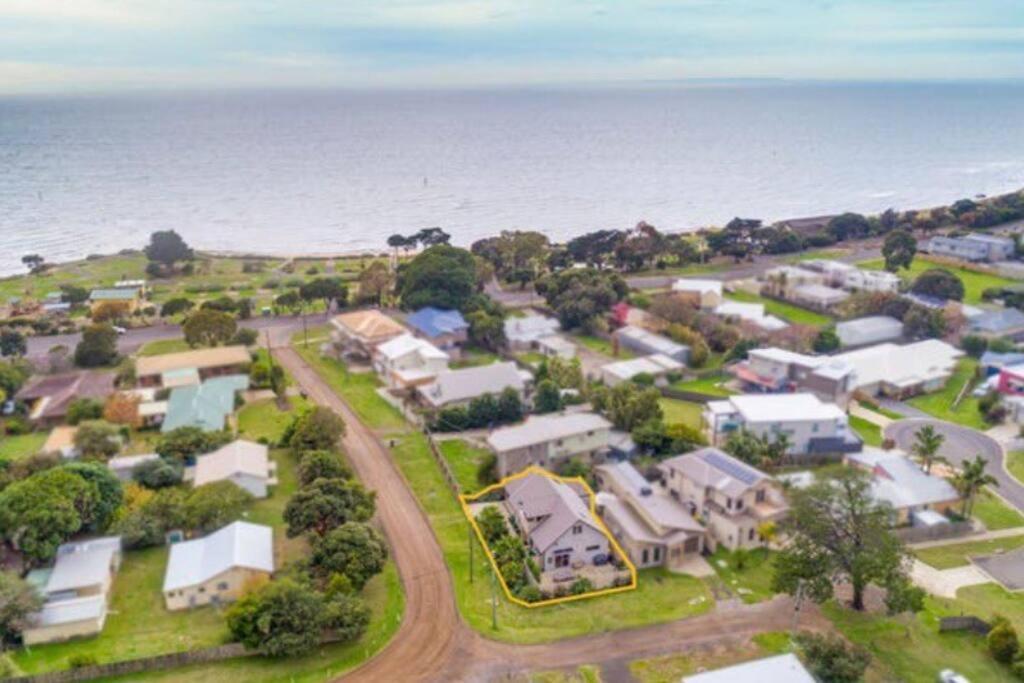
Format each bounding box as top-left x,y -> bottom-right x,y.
707,548 -> 777,604
658,398 -> 704,431
724,291 -> 832,327
670,373 -> 734,397
295,338 -> 717,644
529,665 -> 604,683
856,399 -> 904,421
572,334 -> 633,359
0,432 -> 47,461
451,347 -> 501,369
858,256 -> 1016,305
629,632 -> 792,683
137,338 -> 193,356
1008,451 -> 1024,484
972,488 -> 1024,531
438,439 -> 493,493
849,415 -> 883,447
907,358 -> 986,430
236,396 -> 310,445
914,533 -> 1024,569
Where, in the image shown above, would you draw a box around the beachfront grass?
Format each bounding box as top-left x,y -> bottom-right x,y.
0,432 -> 46,461
293,337 -> 716,644
658,398 -> 704,431
629,632 -> 793,683
724,290 -> 832,327
236,396 -> 310,445
849,415 -> 883,447
784,248 -> 850,263
972,488 -> 1024,531
670,373 -> 734,397
907,358 -> 986,430
913,533 -> 1024,569
707,548 -> 776,604
137,338 -> 192,357
438,439 -> 493,493
858,256 -> 1016,305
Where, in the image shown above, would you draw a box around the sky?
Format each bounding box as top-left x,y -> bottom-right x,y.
2,0 -> 1024,93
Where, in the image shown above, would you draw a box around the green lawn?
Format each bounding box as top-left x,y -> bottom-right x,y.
573,334 -> 633,359
137,338 -> 192,357
849,415 -> 883,447
971,488 -> 1024,531
450,347 -> 501,369
658,398 -> 704,431
515,352 -> 548,367
438,439 -> 493,493
236,396 -> 310,445
784,248 -> 850,263
629,631 -> 792,683
907,358 -> 986,430
0,432 -> 46,461
858,256 -> 1016,305
725,291 -> 832,327
670,373 -> 734,397
707,548 -> 777,604
530,665 -> 604,683
856,399 -> 903,421
914,533 -> 1024,569
1007,451 -> 1024,484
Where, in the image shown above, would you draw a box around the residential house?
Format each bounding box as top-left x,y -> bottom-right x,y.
801,259 -> 901,293
136,346 -> 252,388
682,654 -> 816,683
761,265 -> 826,298
996,363 -> 1024,396
194,440 -> 277,498
712,301 -> 788,332
406,307 -> 469,357
789,283 -> 850,310
163,521 -> 274,611
732,347 -> 857,408
372,333 -> 449,391
15,371 -> 115,427
659,448 -> 787,551
88,288 -> 141,314
112,279 -> 148,295
846,448 -> 960,526
927,233 -> 1015,262
160,375 -> 249,433
671,279 -> 723,309
417,361 -> 527,410
968,307 -> 1024,341
503,472 -> 610,575
775,215 -> 839,237
536,334 -> 577,359
330,309 -> 406,359
504,314 -> 560,351
600,354 -> 684,387
835,316 -> 904,348
107,453 -> 161,481
594,461 -> 705,569
980,350 -> 1024,376
612,325 -> 689,363
487,412 -> 612,478
22,537 -> 122,645
704,393 -> 861,460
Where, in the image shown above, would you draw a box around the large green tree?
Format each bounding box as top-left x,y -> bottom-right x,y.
184,481 -> 253,533
297,450 -> 351,487
310,522 -> 388,590
156,427 -> 231,462
911,268 -> 965,301
588,381 -> 662,431
227,579 -> 324,657
0,469 -> 98,565
61,461 -> 123,531
0,571 -> 43,646
144,230 -> 193,267
284,478 -> 375,537
881,229 -> 917,272
287,407 -> 346,453
535,268 -> 628,331
73,420 -> 121,460
182,309 -> 238,347
74,324 -> 119,367
398,245 -> 478,311
299,278 -> 348,310
0,330 -> 26,358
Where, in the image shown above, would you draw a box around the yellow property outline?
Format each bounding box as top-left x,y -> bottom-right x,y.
458,465 -> 638,608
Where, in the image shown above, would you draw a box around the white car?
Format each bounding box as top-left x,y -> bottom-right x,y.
938,670 -> 969,683
112,325 -> 127,335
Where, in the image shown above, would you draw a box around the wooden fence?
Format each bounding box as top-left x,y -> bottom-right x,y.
894,520 -> 976,544
939,616 -> 991,635
423,426 -> 461,495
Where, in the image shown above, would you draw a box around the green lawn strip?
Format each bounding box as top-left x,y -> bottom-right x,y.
724,291 -> 832,327
913,533 -> 1024,569
658,398 -> 704,431
971,488 -> 1024,531
437,439 -> 492,493
824,597 -> 1017,683
515,352 -> 548,367
237,396 -> 310,445
628,630 -> 792,683
670,373 -> 734,397
907,358 -> 987,430
137,338 -> 193,357
451,347 -> 501,369
572,334 -> 634,359
0,432 -> 47,461
858,256 -> 1016,305
849,416 -> 883,447
530,665 -> 604,683
784,248 -> 850,263
1007,451 -> 1024,484
856,399 -> 903,421
707,548 -> 777,604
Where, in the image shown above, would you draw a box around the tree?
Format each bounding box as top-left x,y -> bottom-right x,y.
911,268 -> 965,301
60,284 -> 90,306
284,478 -> 375,537
0,469 -> 96,565
310,522 -> 388,590
182,309 -> 237,347
535,268 -> 628,331
813,327 -> 840,353
275,290 -> 304,315
772,468 -> 922,613
297,450 -> 351,487
911,424 -> 946,474
66,398 -> 104,425
0,571 -> 43,646
961,334 -> 989,358
398,245 -> 478,311
988,616 -> 1020,664
73,420 -> 121,460
827,213 -> 871,241
0,330 -> 26,358
534,379 -> 562,414
666,325 -> 709,367
795,631 -> 871,683
467,393 -> 499,428
589,382 -> 662,431
227,579 -> 325,657
156,427 -> 231,462
288,407 -> 346,453
954,455 -> 999,517
299,278 -> 348,310
74,324 -> 119,367
160,298 -> 194,317
91,301 -> 132,324
144,230 -> 193,267
476,505 -> 507,543
103,392 -> 142,428
496,387 -> 524,424
465,310 -> 505,351
132,457 -> 183,489
882,229 -> 917,272
323,592 -> 371,642
61,461 -> 123,531
184,481 -> 253,533
21,254 -> 44,274
356,262 -> 393,306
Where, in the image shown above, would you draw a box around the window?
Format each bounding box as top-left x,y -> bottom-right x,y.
736,498 -> 744,510
217,582 -> 229,591
198,587 -> 205,593
642,549 -> 649,564
586,545 -> 600,551
748,528 -> 755,541
726,497 -> 732,509
573,524 -> 582,535
812,423 -> 819,433
755,489 -> 766,503
653,547 -> 661,562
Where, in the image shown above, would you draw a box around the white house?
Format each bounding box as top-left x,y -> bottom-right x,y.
487,412 -> 612,477
835,316 -> 904,348
613,325 -> 689,363
417,361 -> 527,410
194,440 -> 277,498
671,279 -> 723,309
504,314 -> 561,351
846,448 -> 960,527
683,654 -> 815,683
600,354 -> 684,386
927,234 -> 1015,263
713,301 -> 788,332
801,259 -> 901,293
372,333 -> 450,390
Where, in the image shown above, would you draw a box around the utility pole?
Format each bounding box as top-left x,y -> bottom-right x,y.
490,564 -> 498,631
791,579 -> 804,632
468,525 -> 474,584
302,302 -> 309,348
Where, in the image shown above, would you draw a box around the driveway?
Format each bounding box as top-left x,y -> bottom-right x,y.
884,418 -> 1024,513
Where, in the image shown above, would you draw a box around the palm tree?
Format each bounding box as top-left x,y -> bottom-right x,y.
912,425 -> 947,474
955,456 -> 999,518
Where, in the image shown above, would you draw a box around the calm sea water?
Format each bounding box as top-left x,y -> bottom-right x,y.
2,83 -> 1024,276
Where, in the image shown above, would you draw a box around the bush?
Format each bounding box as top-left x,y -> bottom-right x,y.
435,406 -> 469,432
231,328 -> 259,346
287,407 -> 346,452
515,584 -> 543,603
569,577 -> 594,595
132,458 -> 184,489
795,631 -> 871,683
68,654 -> 99,669
297,450 -> 351,487
989,617 -> 1020,664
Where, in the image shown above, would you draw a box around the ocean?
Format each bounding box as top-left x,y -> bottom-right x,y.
1,82 -> 1024,276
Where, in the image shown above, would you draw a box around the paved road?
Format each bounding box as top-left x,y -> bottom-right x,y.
884,418 -> 1024,512
273,342 -> 828,682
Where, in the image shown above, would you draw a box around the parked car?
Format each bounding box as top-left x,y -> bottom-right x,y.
938,670 -> 969,683
112,325 -> 127,335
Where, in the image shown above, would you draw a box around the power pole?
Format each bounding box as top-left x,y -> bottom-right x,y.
302,302 -> 309,348
490,564 -> 498,631
468,525 -> 474,584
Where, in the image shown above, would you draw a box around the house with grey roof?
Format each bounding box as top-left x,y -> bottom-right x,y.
22,537 -> 122,645
927,233 -> 1015,263
594,461 -> 705,570
504,314 -> 561,351
163,521 -> 274,610
503,473 -> 610,577
835,316 -> 904,348
600,354 -> 684,387
416,361 -> 527,410
612,325 -> 689,363
194,440 -> 277,498
968,307 -> 1024,341
487,412 -> 612,478
160,374 -> 249,433
846,448 -> 960,527
683,654 -> 815,683
659,448 -> 788,551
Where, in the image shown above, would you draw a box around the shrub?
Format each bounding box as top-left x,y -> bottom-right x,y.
989,617 -> 1020,664
569,577 -> 594,595
515,584 -> 543,603
68,654 -> 99,669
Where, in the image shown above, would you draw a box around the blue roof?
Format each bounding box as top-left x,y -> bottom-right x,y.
981,351 -> 1024,368
970,308 -> 1024,334
161,375 -> 249,433
406,307 -> 468,339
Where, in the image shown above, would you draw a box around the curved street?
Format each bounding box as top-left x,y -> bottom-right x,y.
884,418 -> 1024,512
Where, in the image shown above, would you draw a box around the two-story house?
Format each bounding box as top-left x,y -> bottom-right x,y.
406,307 -> 470,358
487,412 -> 612,478
659,448 -> 788,551
372,333 -> 450,391
927,233 -> 1015,263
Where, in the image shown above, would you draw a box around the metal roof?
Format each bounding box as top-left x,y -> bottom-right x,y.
161,375 -> 249,433
163,521 -> 274,592
487,412 -> 611,452
406,307 -> 468,338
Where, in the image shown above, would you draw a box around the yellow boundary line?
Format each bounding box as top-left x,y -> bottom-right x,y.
458,465 -> 638,608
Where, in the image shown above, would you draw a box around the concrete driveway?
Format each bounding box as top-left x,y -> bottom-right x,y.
884,418 -> 1024,513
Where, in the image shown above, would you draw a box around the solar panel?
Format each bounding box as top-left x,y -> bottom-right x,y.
702,450 -> 760,486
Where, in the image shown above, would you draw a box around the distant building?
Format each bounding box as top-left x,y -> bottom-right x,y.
405,307 -> 469,356
846,448 -> 960,526
136,346 -> 252,389
417,361 -> 527,410
800,259 -> 901,293
107,453 -> 161,481
487,412 -> 612,478
835,316 -> 904,348
536,334 -> 577,359
600,354 -> 684,387
789,283 -> 850,310
160,375 -> 249,433
682,654 -> 816,683
980,350 -> 1024,376
15,371 -> 116,428
775,215 -> 839,237
612,325 -> 689,363
194,440 -> 277,498
330,310 -> 406,359
504,314 -> 561,351
713,301 -> 788,332
967,308 -> 1024,341
671,279 -> 723,309
88,288 -> 141,314
927,233 -> 1015,262
372,333 -> 449,390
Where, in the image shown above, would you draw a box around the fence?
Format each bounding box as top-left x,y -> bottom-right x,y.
659,387 -> 718,404
423,426 -> 461,495
939,616 -> 992,635
894,519 -> 976,544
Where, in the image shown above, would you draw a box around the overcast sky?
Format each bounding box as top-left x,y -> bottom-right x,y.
3,0 -> 1024,93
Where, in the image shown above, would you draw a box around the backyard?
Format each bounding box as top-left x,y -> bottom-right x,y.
658,398 -> 704,431
670,373 -> 734,397
906,358 -> 986,430
707,547 -> 776,604
848,415 -> 883,447
858,256 -> 1016,305
438,438 -> 494,493
0,432 -> 47,461
724,290 -> 832,327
